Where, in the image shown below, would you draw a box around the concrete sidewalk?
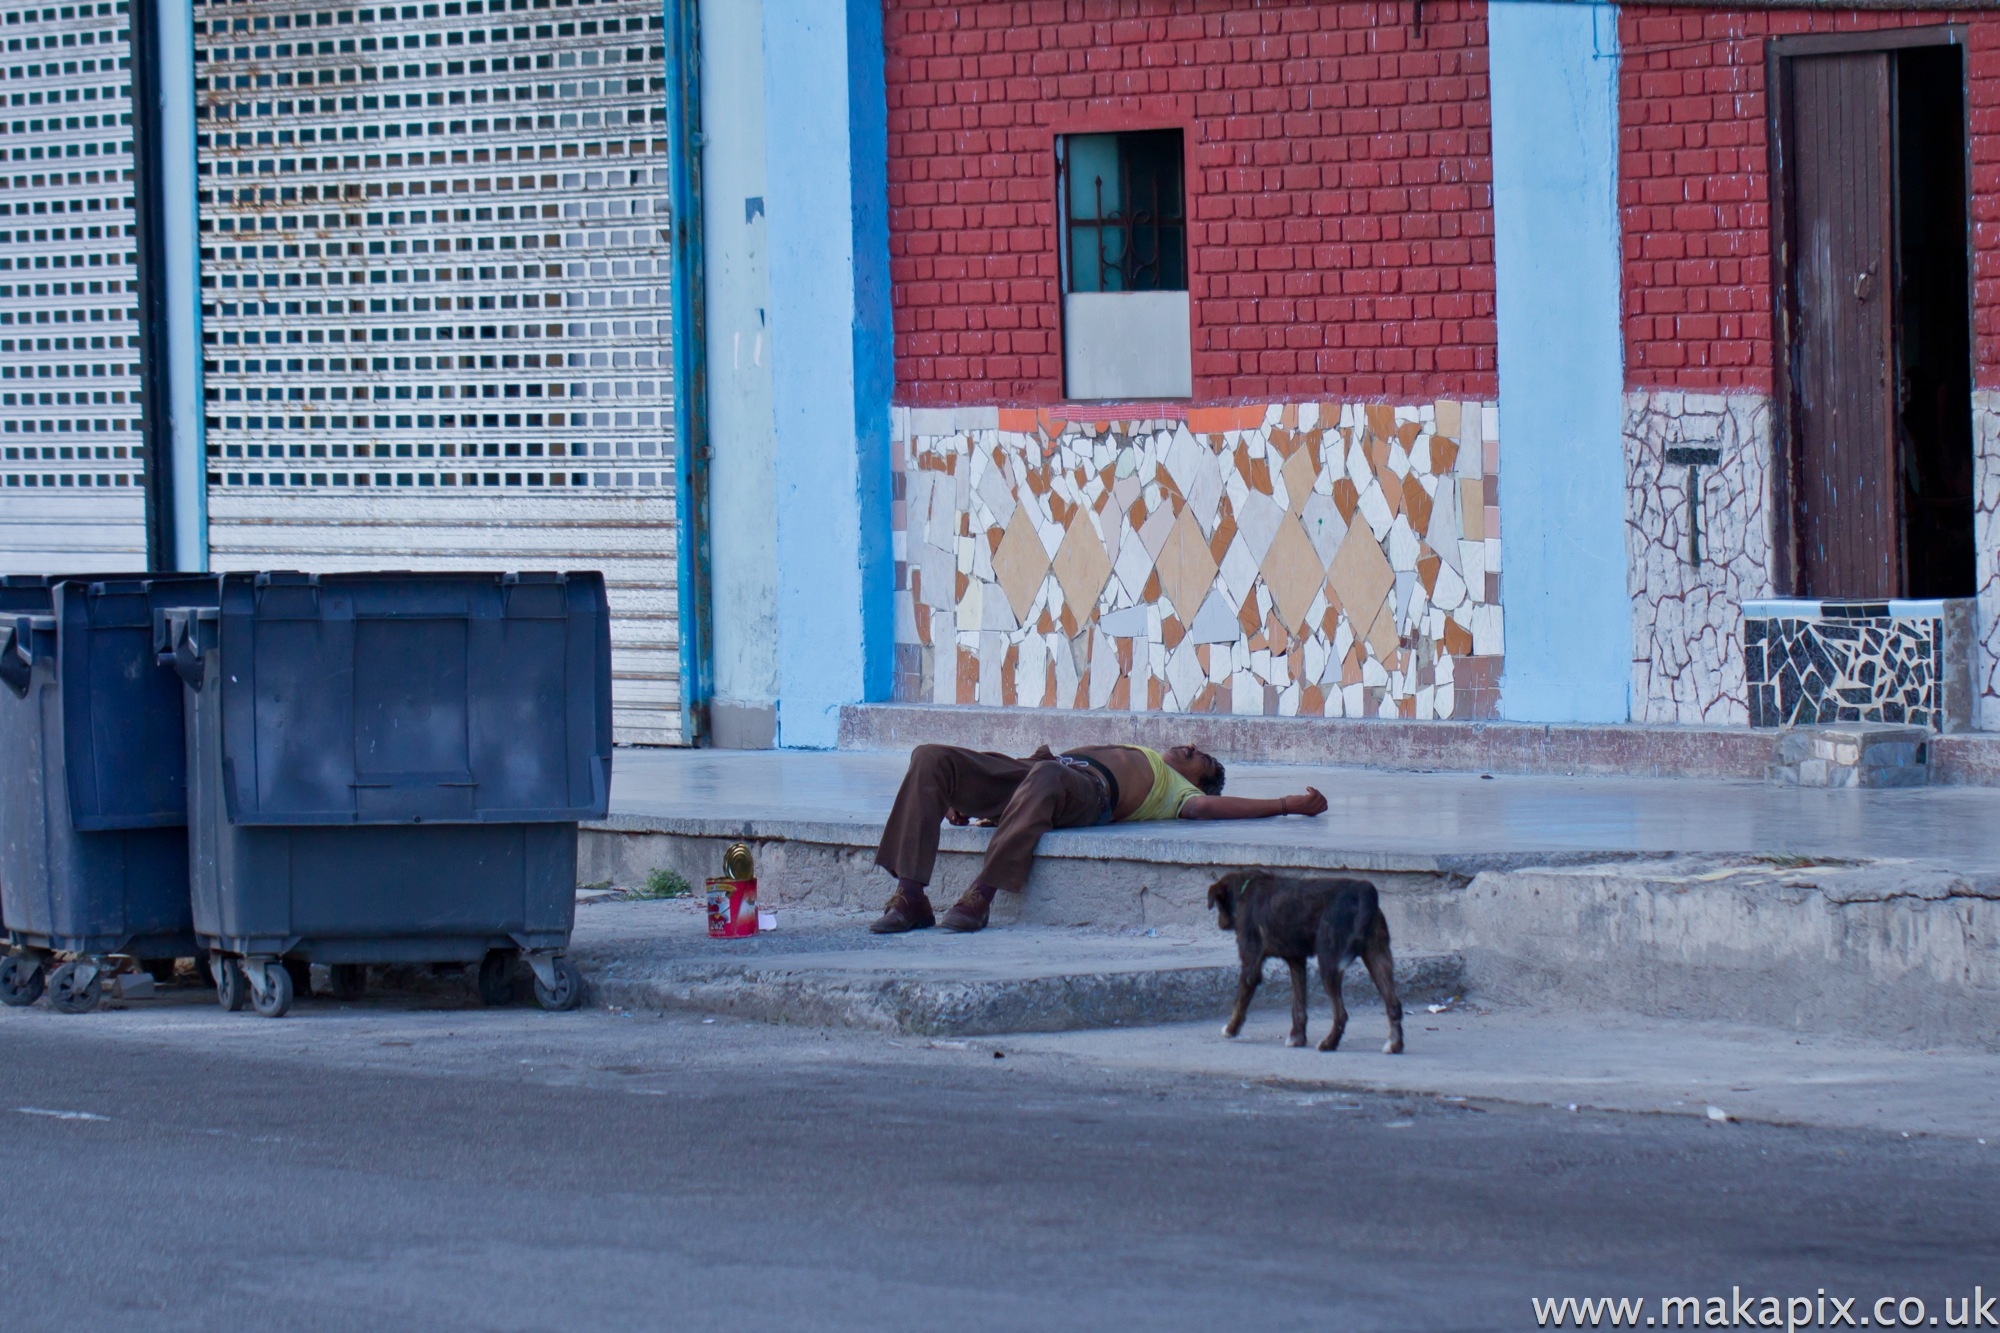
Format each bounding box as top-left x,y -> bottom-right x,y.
1006,1007 -> 2000,1142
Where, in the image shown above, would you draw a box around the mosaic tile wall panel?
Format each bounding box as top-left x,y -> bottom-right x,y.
1976,390 -> 2000,730
890,401 -> 1502,719
1745,601 -> 1975,732
1623,390 -> 1774,724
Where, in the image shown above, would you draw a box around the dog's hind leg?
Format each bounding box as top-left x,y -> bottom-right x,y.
1316,952 -> 1349,1052
1363,931 -> 1404,1055
1223,959 -> 1261,1038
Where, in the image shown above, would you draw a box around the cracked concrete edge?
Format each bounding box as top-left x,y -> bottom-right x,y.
582,812 -> 1651,879
837,703 -> 2000,785
572,953 -> 1466,1037
1443,861 -> 2000,1050
836,703 -> 1788,780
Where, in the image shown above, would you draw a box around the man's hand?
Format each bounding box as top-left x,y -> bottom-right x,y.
1281,787 -> 1327,817
945,807 -> 970,826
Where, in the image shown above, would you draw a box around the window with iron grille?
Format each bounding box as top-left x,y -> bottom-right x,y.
1057,128 -> 1191,401
1061,129 -> 1184,295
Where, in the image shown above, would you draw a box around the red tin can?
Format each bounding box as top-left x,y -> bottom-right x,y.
705,877 -> 758,939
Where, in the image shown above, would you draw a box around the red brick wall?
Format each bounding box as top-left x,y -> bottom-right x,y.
885,0 -> 1497,407
1621,8 -> 2000,393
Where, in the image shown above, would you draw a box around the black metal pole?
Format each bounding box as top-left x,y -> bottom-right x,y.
129,0 -> 177,571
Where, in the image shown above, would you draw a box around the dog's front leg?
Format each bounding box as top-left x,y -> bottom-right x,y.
1285,959 -> 1309,1047
1223,960 -> 1260,1038
1364,939 -> 1404,1055
1317,958 -> 1348,1052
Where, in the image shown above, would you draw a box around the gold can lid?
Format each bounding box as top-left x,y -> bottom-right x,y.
722,842 -> 755,880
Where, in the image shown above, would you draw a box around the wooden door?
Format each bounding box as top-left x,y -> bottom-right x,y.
1785,53 -> 1899,598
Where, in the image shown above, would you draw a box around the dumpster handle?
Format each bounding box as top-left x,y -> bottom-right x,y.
169,614 -> 205,691
0,624 -> 27,698
0,615 -> 53,699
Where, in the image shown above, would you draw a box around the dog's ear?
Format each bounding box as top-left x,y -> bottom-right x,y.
1207,876 -> 1235,928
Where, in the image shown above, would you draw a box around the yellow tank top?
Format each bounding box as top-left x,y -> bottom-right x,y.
1121,746 -> 1201,822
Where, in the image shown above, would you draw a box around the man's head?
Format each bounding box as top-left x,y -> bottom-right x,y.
1165,744 -> 1226,796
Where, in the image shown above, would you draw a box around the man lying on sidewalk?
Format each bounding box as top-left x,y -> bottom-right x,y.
870,742 -> 1329,934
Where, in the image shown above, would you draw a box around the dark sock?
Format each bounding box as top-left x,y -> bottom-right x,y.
896,878 -> 931,903
964,882 -> 998,908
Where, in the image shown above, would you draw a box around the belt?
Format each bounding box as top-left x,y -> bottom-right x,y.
1057,751 -> 1121,825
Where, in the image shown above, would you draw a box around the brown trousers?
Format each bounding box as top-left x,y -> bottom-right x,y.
874,744 -> 1106,893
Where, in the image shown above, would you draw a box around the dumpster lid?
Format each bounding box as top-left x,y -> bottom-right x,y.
56,575 -> 220,831
209,570 -> 613,825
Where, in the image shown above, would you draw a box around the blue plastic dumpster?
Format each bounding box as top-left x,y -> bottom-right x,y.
162,570 -> 612,1018
0,575 -> 220,1012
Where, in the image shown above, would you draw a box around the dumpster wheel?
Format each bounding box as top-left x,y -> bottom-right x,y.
529,953 -> 583,1012
247,959 -> 294,1019
46,960 -> 102,1015
213,957 -> 249,1013
0,953 -> 46,1008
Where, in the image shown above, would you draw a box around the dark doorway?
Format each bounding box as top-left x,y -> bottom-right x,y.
1774,33 -> 1975,600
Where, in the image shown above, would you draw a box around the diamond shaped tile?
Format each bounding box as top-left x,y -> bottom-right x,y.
1234,487 -> 1285,564
1052,512 -> 1113,620
1260,514 -> 1325,633
1364,599 -> 1401,662
1218,532 -> 1259,610
991,505 -> 1051,623
1299,488 -> 1347,569
1280,442 -> 1318,515
1187,587 -> 1242,643
1155,506 -> 1219,622
1112,517 -> 1155,604
1327,521 -> 1395,647
1164,423 -> 1208,498
1183,458 -> 1224,537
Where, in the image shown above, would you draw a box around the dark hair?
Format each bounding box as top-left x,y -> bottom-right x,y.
1198,759 -> 1226,797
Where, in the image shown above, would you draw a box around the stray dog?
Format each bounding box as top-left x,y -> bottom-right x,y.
1207,871 -> 1404,1054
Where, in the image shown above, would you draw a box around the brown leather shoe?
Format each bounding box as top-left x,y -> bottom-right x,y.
938,885 -> 996,933
869,889 -> 935,934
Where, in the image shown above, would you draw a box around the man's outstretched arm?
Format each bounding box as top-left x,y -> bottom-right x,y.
1178,787 -> 1327,821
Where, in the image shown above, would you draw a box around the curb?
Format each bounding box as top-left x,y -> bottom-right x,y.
574,949 -> 1465,1037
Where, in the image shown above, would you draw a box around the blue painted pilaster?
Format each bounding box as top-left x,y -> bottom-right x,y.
762,0 -> 893,747
1490,2 -> 1630,722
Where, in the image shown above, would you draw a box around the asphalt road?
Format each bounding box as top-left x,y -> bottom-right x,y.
0,988 -> 1994,1332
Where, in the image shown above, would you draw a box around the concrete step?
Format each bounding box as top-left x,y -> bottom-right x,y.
580,827 -> 2000,1049
838,702 -> 2000,785
568,901 -> 1463,1037
587,751 -> 2000,1048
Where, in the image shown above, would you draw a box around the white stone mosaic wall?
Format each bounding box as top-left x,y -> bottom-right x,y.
1975,389 -> 2000,730
1623,390 -> 1775,725
890,400 -> 1503,719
